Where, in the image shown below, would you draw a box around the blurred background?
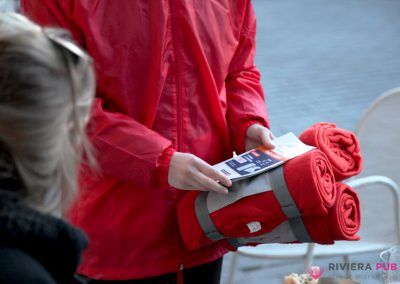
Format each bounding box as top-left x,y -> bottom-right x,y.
0,0 -> 18,13
1,0 -> 399,283
227,1 -> 400,283
232,1 -> 400,283
254,0 -> 400,136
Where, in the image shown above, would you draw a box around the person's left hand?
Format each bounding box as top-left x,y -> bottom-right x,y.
245,124 -> 276,151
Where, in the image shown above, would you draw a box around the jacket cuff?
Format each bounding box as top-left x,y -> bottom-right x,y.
155,147 -> 176,188
234,119 -> 270,154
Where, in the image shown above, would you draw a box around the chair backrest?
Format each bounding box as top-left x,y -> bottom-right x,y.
353,87 -> 400,243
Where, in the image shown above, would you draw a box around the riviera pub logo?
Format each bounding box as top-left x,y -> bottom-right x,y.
328,262 -> 398,272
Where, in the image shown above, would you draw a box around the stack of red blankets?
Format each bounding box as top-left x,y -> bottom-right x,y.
177,122 -> 363,251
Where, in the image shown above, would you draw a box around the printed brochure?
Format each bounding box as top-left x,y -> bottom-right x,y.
213,132 -> 314,181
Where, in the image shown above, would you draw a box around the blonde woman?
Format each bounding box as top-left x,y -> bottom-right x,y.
0,13 -> 95,284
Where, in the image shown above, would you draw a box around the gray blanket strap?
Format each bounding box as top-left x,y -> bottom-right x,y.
269,165 -> 313,242
227,238 -> 242,248
195,192 -> 241,246
195,191 -> 225,241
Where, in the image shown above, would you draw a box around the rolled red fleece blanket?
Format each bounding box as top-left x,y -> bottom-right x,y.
177,150 -> 337,250
227,183 -> 361,250
329,182 -> 361,240
299,182 -> 360,245
299,122 -> 362,181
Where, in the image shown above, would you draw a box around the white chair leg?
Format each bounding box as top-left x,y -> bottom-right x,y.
385,271 -> 390,284
304,254 -> 313,272
304,243 -> 315,271
227,252 -> 239,284
343,255 -> 352,279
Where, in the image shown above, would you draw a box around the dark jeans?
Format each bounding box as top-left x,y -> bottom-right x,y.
79,257 -> 223,284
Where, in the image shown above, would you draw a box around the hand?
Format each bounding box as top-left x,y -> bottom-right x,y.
168,152 -> 232,194
245,124 -> 276,151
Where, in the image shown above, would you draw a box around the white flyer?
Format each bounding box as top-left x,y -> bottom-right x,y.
213,132 -> 314,181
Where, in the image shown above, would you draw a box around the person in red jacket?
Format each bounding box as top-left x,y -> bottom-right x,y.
21,1 -> 275,283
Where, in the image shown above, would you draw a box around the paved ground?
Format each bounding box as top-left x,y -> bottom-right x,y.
2,0 -> 400,283
254,0 -> 400,136
221,1 -> 400,284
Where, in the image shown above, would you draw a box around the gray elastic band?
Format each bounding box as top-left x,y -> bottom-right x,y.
234,221 -> 298,246
269,166 -> 313,242
195,165 -> 313,246
207,173 -> 273,213
227,238 -> 242,248
195,191 -> 225,241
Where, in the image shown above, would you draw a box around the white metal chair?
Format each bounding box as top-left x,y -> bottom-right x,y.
227,87 -> 400,284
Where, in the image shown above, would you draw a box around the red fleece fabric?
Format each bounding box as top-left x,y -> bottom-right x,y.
299,122 -> 363,181
297,182 -> 361,246
329,182 -> 361,240
177,150 -> 337,250
225,182 -> 361,250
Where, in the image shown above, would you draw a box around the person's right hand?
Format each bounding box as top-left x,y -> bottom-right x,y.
168,152 -> 232,194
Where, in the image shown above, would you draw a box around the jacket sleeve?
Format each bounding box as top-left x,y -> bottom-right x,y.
225,1 -> 270,154
89,100 -> 176,188
21,0 -> 176,188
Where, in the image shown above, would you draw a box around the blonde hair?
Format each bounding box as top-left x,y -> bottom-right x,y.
0,13 -> 95,213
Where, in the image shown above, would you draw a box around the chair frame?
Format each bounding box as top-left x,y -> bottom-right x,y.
227,88 -> 400,284
355,87 -> 400,134
227,176 -> 400,284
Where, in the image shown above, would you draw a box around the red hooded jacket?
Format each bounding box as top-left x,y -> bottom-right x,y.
21,0 -> 270,280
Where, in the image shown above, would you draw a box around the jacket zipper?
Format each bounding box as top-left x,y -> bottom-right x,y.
170,0 -> 183,152
170,2 -> 185,280
177,264 -> 184,284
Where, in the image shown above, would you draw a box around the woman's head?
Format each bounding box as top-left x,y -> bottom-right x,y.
0,13 -> 95,213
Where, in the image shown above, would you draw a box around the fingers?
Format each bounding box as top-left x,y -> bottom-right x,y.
168,152 -> 232,194
184,179 -> 210,192
193,172 -> 229,195
196,159 -> 232,188
246,124 -> 276,150
260,128 -> 276,149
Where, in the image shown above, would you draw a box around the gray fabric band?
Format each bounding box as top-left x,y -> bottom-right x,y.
207,173 -> 273,213
195,191 -> 225,241
195,191 -> 243,246
227,238 -> 242,248
194,164 -> 313,246
233,221 -> 297,246
269,166 -> 313,243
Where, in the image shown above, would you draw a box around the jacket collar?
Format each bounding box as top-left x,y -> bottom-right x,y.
0,182 -> 87,284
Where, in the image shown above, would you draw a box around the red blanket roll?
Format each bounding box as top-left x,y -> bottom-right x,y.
241,182 -> 361,248
329,182 -> 361,240
299,182 -> 361,245
299,122 -> 362,181
177,150 -> 337,250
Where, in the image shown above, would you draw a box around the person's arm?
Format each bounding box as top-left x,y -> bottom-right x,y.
225,0 -> 274,154
21,0 -> 175,188
20,0 -> 85,46
21,0 -> 232,192
88,99 -> 176,188
90,101 -> 231,193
